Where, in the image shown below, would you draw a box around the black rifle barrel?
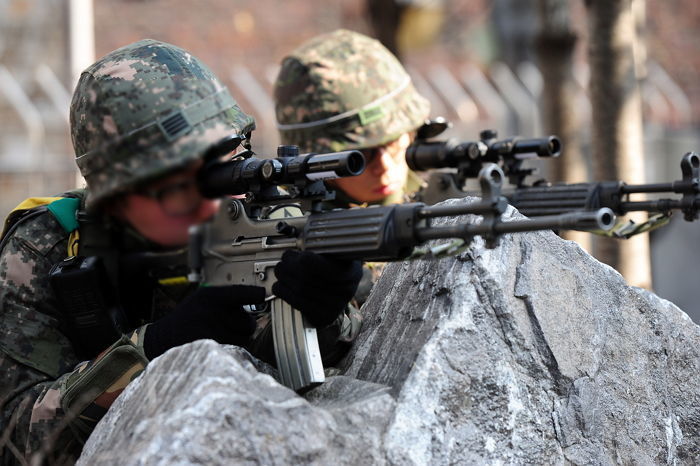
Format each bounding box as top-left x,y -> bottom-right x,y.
199,150 -> 365,197
507,137 -> 561,159
405,139 -> 479,171
507,178 -> 700,217
620,180 -> 698,194
618,198 -> 700,214
416,208 -> 614,241
298,201 -> 613,261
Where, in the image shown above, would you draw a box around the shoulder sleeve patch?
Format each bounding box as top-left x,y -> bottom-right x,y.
46,198 -> 80,233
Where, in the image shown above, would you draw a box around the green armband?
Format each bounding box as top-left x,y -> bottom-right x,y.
60,334 -> 148,441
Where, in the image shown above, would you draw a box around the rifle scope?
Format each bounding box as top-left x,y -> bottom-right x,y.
199,146 -> 365,197
406,134 -> 561,172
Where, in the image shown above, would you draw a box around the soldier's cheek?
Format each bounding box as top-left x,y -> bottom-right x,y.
195,199 -> 221,223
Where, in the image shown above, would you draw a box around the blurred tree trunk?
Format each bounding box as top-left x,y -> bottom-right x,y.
535,0 -> 590,250
366,0 -> 406,59
586,0 -> 651,289
535,0 -> 585,184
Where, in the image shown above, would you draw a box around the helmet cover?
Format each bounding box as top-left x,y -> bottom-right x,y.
274,29 -> 430,153
70,39 -> 256,209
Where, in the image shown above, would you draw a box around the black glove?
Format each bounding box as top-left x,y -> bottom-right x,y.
143,285 -> 265,360
272,250 -> 362,328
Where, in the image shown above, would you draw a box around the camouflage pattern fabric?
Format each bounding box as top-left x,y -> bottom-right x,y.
0,206 -> 149,465
274,29 -> 430,154
71,39 -> 256,210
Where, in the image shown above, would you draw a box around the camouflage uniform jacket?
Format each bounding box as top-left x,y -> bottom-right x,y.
0,191 -> 361,463
0,198 -> 149,465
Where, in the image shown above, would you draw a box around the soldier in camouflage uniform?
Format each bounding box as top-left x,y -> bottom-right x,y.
0,39 -> 360,464
274,29 -> 436,208
273,29 -> 441,309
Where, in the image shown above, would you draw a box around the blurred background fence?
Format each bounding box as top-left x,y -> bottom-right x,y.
1,0 -> 699,319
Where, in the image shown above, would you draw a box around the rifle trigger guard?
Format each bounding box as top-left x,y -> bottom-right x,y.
254,260 -> 280,284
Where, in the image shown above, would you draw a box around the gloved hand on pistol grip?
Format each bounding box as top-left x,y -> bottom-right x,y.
272,250 -> 362,328
143,285 -> 266,360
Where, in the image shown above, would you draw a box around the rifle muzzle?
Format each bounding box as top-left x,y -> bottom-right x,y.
405,139 -> 481,171
510,136 -> 561,158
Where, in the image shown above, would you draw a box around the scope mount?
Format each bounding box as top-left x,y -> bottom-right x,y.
234,145 -> 341,218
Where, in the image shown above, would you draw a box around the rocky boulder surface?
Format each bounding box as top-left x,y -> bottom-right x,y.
79,202 -> 700,465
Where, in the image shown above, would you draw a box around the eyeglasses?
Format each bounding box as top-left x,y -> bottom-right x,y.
136,177 -> 202,216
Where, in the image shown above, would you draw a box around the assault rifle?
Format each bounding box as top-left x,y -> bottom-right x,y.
408,129 -> 700,233
188,141 -> 615,392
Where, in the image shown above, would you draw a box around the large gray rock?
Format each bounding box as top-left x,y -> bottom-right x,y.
79,202 -> 700,465
78,342 -> 393,465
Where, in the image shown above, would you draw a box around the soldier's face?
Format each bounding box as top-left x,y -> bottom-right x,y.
329,132 -> 412,203
112,161 -> 219,247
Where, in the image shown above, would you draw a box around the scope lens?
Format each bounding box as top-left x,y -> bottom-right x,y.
548,137 -> 562,156
346,151 -> 365,176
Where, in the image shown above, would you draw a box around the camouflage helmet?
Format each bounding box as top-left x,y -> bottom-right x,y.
70,39 -> 256,210
274,29 -> 430,154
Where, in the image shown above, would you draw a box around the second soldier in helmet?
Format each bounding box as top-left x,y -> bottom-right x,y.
274,29 -> 442,207
274,29 -> 442,309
